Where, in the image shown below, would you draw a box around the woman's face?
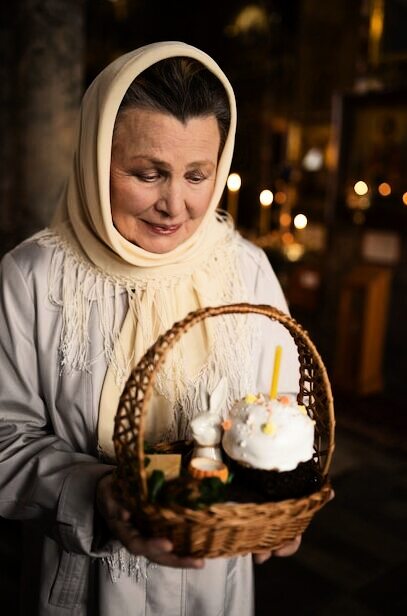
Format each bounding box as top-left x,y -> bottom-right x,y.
110,108 -> 221,253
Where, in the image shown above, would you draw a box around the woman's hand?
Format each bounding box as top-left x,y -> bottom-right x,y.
253,534 -> 302,564
96,472 -> 205,569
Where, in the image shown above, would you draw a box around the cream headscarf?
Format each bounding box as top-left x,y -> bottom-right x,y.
41,42 -> 256,459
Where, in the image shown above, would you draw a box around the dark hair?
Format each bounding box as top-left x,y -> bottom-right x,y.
115,57 -> 231,152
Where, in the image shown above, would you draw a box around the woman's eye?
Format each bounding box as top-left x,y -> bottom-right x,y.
135,172 -> 160,182
187,173 -> 206,184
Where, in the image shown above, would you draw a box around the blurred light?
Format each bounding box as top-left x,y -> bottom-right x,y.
369,0 -> 384,66
325,141 -> 337,170
279,212 -> 291,227
403,192 -> 407,206
227,173 -> 241,192
302,148 -> 323,172
285,243 -> 305,262
347,190 -> 371,210
378,182 -> 391,196
281,232 -> 294,245
274,191 -> 287,205
259,189 -> 273,207
354,180 -> 369,196
358,196 -> 370,209
294,214 -> 308,229
286,123 -> 301,161
226,5 -> 269,36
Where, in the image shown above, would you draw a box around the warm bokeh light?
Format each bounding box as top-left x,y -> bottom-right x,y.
294,214 -> 308,229
325,141 -> 337,171
369,0 -> 384,65
354,180 -> 369,196
227,5 -> 269,36
378,182 -> 391,196
279,212 -> 292,227
274,191 -> 287,205
347,191 -> 371,210
285,242 -> 305,262
227,173 -> 241,192
281,231 -> 294,245
403,192 -> 407,206
302,147 -> 323,172
259,189 -> 274,206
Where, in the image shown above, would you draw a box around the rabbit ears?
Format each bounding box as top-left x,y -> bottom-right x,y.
199,377 -> 228,415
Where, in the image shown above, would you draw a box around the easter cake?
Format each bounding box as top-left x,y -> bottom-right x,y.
222,392 -> 323,501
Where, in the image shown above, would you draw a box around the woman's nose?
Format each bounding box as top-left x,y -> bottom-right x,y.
155,181 -> 185,218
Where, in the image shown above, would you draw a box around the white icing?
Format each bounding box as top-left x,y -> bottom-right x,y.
222,394 -> 315,472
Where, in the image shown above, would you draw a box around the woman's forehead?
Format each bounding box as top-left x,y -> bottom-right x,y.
112,108 -> 221,159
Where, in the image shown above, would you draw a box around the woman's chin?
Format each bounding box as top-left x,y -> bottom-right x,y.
125,224 -> 197,253
132,234 -> 186,254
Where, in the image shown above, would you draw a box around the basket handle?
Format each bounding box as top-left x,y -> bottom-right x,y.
114,303 -> 335,501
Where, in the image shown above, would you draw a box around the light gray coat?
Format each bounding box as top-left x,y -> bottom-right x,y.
0,235 -> 299,615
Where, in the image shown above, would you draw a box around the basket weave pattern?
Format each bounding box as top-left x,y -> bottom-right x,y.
114,303 -> 335,557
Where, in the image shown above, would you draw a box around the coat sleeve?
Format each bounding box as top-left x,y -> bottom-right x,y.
249,248 -> 301,394
0,252 -> 113,556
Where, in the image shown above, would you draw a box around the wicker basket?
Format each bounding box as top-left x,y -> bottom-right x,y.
113,303 -> 335,558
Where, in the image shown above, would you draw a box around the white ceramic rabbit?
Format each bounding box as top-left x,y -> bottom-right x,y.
190,377 -> 228,461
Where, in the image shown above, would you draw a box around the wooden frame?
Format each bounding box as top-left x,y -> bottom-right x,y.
331,89 -> 407,229
368,0 -> 407,67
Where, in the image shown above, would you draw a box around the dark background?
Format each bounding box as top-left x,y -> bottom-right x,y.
1,1 -> 406,613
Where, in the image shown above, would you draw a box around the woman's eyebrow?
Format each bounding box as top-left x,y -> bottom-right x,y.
129,155 -> 167,165
129,155 -> 215,169
186,160 -> 216,169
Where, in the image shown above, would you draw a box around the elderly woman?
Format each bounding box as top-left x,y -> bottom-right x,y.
0,42 -> 300,615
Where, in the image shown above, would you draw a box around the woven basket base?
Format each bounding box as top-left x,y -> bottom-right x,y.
128,481 -> 332,558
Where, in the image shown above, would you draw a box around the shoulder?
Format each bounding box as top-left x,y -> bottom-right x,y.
0,231 -> 59,303
236,234 -> 268,268
1,230 -> 57,280
235,234 -> 279,284
235,234 -> 289,310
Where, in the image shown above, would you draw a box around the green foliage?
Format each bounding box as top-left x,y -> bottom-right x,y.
147,470 -> 166,503
153,472 -> 233,510
195,477 -> 228,509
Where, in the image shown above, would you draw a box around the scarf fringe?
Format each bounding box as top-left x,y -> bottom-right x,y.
101,550 -> 158,583
36,226 -> 259,412
163,316 -> 260,441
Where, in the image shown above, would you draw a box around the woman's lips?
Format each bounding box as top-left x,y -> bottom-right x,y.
144,221 -> 182,235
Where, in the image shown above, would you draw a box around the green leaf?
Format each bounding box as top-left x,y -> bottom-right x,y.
148,470 -> 165,503
198,477 -> 227,505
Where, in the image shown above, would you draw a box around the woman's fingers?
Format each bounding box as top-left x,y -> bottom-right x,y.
253,534 -> 302,564
273,534 -> 302,557
253,550 -> 272,564
96,477 -> 205,569
117,524 -> 205,568
129,534 -> 205,569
